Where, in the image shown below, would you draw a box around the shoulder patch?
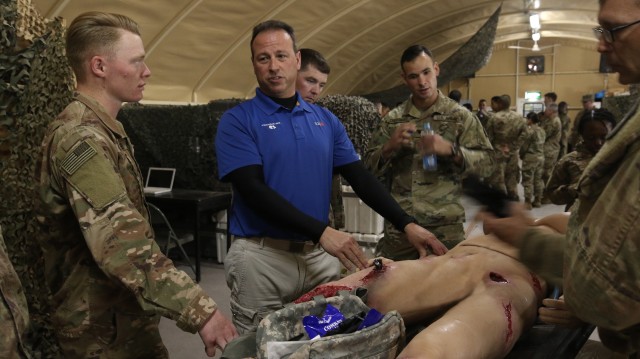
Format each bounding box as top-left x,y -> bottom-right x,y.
61,141 -> 97,175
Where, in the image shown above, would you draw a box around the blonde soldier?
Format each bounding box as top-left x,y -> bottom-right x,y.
485,95 -> 527,198
35,12 -> 236,357
539,102 -> 562,200
519,112 -> 546,209
363,45 -> 493,259
0,225 -> 31,359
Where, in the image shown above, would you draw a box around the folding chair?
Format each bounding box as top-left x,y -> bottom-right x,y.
147,203 -> 196,277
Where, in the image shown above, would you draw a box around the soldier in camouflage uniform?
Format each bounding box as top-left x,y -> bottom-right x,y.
519,112 -> 546,209
544,109 -> 616,211
538,103 -> 562,199
483,1 -> 640,353
363,45 -> 493,259
34,12 -> 237,358
0,226 -> 31,359
567,94 -> 596,152
557,101 -> 571,158
475,99 -> 492,129
485,95 -> 527,199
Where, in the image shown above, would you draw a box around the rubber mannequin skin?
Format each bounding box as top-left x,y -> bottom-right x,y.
295,213 -> 569,358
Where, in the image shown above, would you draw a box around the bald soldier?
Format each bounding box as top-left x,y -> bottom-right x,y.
296,214 -> 573,358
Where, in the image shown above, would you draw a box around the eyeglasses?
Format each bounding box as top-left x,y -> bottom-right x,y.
593,19 -> 640,43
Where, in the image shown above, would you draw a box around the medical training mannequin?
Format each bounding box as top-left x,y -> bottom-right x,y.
295,213 -> 569,358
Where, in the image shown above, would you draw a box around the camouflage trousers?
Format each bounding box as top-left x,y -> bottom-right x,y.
375,222 -> 464,261
57,311 -> 168,358
542,151 -> 559,186
521,157 -> 544,203
505,153 -> 521,199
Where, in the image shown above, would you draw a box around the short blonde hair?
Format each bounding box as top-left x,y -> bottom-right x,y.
66,12 -> 140,82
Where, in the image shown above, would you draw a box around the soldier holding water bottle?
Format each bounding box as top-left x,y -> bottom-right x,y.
363,44 -> 494,260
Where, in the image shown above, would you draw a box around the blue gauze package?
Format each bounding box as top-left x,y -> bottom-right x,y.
302,304 -> 345,340
357,308 -> 384,330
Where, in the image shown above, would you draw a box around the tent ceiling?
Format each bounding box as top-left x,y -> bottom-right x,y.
33,0 -> 599,103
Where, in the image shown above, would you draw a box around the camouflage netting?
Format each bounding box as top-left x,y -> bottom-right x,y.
1,0 -> 74,357
117,99 -> 243,192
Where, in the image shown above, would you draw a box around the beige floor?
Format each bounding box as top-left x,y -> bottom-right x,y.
160,193 -> 608,358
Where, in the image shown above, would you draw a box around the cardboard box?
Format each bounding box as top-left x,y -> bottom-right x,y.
341,185 -> 384,234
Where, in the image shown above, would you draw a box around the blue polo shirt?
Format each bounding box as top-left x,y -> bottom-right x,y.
215,88 -> 359,240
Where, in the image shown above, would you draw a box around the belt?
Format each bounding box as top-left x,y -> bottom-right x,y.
242,237 -> 319,254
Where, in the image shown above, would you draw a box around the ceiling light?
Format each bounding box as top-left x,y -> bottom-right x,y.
529,13 -> 541,29
533,0 -> 540,9
532,31 -> 541,41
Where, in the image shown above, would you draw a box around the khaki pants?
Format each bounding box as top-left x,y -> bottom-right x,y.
225,237 -> 341,334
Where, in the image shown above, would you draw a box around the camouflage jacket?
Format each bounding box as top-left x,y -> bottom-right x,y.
559,113 -> 571,154
35,93 -> 216,338
485,109 -> 527,157
0,226 -> 31,359
363,90 -> 494,226
519,124 -> 545,162
520,103 -> 640,354
544,143 -> 594,210
540,115 -> 562,156
568,109 -> 587,149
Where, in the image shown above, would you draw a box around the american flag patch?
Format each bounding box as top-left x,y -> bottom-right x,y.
61,141 -> 97,175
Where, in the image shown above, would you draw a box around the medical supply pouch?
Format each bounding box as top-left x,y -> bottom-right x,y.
256,292 -> 405,359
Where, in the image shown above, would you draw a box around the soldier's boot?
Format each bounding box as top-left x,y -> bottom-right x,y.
524,201 -> 533,210
532,198 -> 542,208
541,196 -> 552,204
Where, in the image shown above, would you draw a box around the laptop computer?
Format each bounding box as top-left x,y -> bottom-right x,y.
144,167 -> 176,195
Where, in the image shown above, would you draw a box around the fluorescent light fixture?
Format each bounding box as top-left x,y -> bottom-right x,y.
529,13 -> 540,29
532,31 -> 541,41
533,0 -> 540,9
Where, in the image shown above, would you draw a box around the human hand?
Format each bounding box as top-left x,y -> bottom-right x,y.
417,134 -> 454,157
319,227 -> 369,271
538,296 -> 584,328
477,202 -> 535,247
387,122 -> 418,152
404,222 -> 448,257
198,309 -> 239,357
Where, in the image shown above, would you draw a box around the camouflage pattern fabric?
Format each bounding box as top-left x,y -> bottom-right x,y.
544,143 -> 595,211
0,226 -> 31,359
559,113 -> 571,158
539,115 -> 562,185
564,104 -> 640,354
567,109 -> 587,151
519,124 -> 546,204
256,293 -> 405,359
363,91 -> 493,259
375,222 -> 464,261
485,109 -> 527,196
35,93 -> 216,356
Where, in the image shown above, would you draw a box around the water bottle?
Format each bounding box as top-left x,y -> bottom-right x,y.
422,122 -> 437,171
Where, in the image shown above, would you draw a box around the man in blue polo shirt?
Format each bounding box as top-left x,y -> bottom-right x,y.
215,19 -> 448,334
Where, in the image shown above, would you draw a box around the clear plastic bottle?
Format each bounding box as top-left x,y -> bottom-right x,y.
422,122 -> 437,171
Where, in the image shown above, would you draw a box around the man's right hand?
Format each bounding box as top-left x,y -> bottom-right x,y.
198,309 -> 239,357
318,227 -> 369,272
382,122 -> 417,159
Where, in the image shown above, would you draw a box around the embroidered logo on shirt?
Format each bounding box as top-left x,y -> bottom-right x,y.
314,122 -> 326,127
262,122 -> 281,130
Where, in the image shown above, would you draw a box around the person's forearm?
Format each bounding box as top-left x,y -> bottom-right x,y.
339,161 -> 414,231
518,228 -> 565,286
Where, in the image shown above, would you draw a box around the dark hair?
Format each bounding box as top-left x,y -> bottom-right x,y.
558,101 -> 568,114
251,20 -> 297,56
400,45 -> 433,67
462,103 -> 472,111
448,90 -> 462,102
526,111 -> 540,124
299,48 -> 330,74
577,108 -> 616,134
544,92 -> 558,102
